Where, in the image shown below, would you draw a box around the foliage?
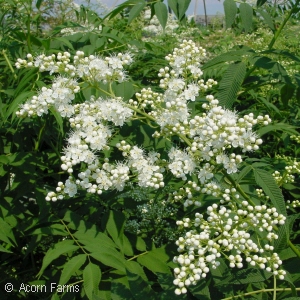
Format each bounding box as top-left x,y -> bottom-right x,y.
0,0 -> 300,299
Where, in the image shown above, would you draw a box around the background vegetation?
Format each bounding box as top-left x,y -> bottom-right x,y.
0,0 -> 299,299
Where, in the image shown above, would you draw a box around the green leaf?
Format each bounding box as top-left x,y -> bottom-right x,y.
73,227 -> 117,250
0,244 -> 12,253
101,33 -> 125,45
218,267 -> 272,285
256,0 -> 268,7
281,83 -> 295,106
137,249 -> 171,274
53,37 -> 74,50
83,263 -> 101,300
224,0 -> 237,28
126,269 -> 156,298
59,254 -> 87,285
202,48 -> 253,70
36,0 -> 43,9
14,68 -> 37,97
257,123 -> 298,136
188,279 -> 211,299
38,240 -> 79,278
49,107 -> 64,135
128,1 -> 146,25
239,3 -> 253,32
236,165 -> 252,183
217,62 -> 246,109
178,0 -> 191,20
89,250 -> 126,273
154,2 -> 168,30
113,82 -> 135,101
125,260 -> 148,282
5,91 -> 35,121
253,168 -> 286,216
103,210 -> 126,245
168,0 -> 178,19
257,8 -> 275,31
0,217 -> 16,246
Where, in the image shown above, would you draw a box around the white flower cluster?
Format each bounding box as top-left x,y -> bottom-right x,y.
291,135 -> 300,143
46,159 -> 131,200
142,9 -> 179,37
169,180 -> 202,207
45,98 -> 134,201
73,51 -> 133,84
117,142 -> 165,189
173,201 -> 286,295
15,51 -> 133,83
272,157 -> 300,185
15,51 -> 133,118
286,199 -> 300,209
168,148 -> 196,180
16,76 -> 79,117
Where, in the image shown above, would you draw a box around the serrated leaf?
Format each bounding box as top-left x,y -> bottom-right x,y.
137,251 -> 170,274
224,0 -> 237,28
38,240 -> 79,278
239,3 -> 253,32
202,48 -> 254,70
219,268 -> 272,285
83,263 -> 101,300
236,165 -> 252,183
217,62 -> 246,108
253,168 -> 286,216
154,2 -> 168,29
59,254 -> 86,285
73,228 -> 117,250
125,260 -> 148,282
257,123 -> 298,136
90,251 -> 126,273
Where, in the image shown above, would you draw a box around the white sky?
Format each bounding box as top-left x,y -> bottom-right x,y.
92,0 -> 224,15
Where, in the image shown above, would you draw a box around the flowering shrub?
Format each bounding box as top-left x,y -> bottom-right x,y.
1,1 -> 300,299
14,38 -> 291,296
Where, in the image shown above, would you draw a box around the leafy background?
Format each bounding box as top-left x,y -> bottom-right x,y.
0,0 -> 300,299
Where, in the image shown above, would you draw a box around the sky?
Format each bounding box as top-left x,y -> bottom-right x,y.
100,0 -> 225,15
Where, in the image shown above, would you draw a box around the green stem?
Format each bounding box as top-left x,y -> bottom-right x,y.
268,0 -> 300,50
2,50 -> 17,80
60,219 -> 91,261
245,0 -> 299,79
127,105 -> 156,122
34,120 -> 46,151
127,251 -> 148,261
273,276 -> 277,300
222,287 -> 300,300
287,239 -> 300,258
26,12 -> 32,53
